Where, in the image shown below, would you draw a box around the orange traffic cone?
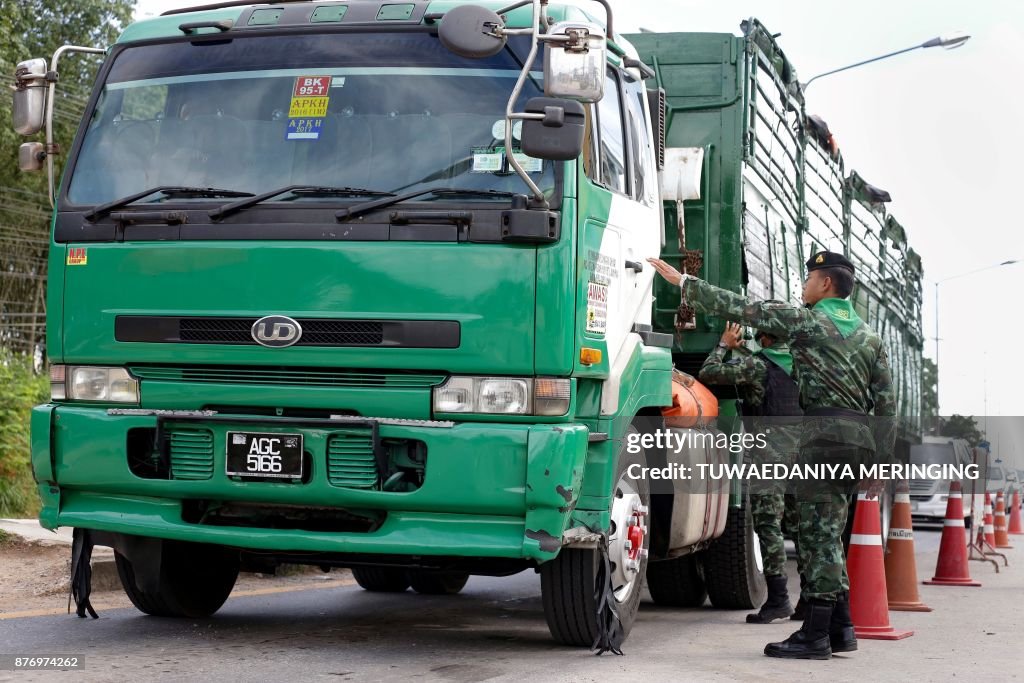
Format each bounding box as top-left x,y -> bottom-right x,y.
994,492 -> 1013,549
1009,491 -> 1023,535
848,491 -> 913,640
925,481 -> 981,587
983,494 -> 996,547
884,481 -> 931,612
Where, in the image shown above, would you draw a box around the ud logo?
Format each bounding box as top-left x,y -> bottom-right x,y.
835,309 -> 850,319
251,315 -> 302,348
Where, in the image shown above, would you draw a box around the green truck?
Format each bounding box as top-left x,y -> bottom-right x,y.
12,1 -> 922,647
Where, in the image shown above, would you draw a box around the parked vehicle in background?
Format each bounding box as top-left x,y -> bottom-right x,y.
909,436 -> 973,527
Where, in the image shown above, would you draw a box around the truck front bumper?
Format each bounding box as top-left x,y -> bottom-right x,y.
31,405 -> 589,563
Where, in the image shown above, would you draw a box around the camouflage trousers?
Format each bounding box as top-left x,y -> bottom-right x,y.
751,493 -> 801,578
793,441 -> 869,601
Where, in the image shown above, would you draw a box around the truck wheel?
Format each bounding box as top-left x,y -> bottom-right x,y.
540,425 -> 650,647
407,570 -> 470,595
646,554 -> 707,607
351,566 -> 410,592
702,503 -> 766,609
115,541 -> 238,618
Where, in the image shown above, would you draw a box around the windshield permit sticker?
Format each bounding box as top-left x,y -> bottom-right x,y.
472,147 -> 503,173
470,146 -> 543,174
67,247 -> 88,266
288,75 -> 332,118
287,76 -> 332,140
586,281 -> 608,334
286,118 -> 324,140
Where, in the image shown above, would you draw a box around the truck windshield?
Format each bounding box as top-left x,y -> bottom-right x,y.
65,32 -> 554,208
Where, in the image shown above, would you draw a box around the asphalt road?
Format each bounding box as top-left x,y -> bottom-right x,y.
1,529 -> 1020,683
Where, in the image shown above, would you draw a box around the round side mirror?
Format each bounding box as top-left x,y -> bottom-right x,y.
438,5 -> 507,59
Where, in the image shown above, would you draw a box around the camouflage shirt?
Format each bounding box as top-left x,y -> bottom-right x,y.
698,344 -> 766,408
699,343 -> 800,467
683,278 -> 896,453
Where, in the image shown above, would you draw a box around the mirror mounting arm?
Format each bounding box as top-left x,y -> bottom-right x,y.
41,45 -> 106,207
503,0 -> 548,207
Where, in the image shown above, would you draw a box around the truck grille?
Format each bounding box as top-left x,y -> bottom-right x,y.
130,365 -> 446,389
115,316 -> 460,348
181,318 -> 384,345
327,430 -> 379,489
168,428 -> 214,480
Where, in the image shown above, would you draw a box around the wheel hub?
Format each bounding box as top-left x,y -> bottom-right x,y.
608,478 -> 648,602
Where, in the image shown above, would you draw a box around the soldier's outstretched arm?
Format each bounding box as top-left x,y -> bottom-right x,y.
647,258 -> 815,340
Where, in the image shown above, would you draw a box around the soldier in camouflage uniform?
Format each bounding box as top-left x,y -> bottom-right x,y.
698,321 -> 803,624
649,251 -> 895,661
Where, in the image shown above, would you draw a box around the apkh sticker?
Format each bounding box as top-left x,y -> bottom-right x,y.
67,247 -> 87,266
287,76 -> 332,139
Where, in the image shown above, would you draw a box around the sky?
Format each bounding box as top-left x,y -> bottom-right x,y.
133,0 -> 1024,427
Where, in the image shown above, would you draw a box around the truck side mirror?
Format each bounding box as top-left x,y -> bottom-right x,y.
438,4 -> 507,59
13,58 -> 48,136
520,97 -> 585,161
18,142 -> 46,172
544,22 -> 605,103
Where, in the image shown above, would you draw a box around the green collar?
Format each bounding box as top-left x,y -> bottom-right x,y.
757,345 -> 794,376
813,298 -> 863,338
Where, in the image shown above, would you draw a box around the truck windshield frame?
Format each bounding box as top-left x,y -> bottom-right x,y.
60,29 -> 560,218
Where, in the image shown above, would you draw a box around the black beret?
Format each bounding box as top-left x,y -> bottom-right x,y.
806,250 -> 854,274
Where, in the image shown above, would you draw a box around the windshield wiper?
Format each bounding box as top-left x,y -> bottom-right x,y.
85,186 -> 254,221
209,185 -> 394,221
336,188 -> 522,222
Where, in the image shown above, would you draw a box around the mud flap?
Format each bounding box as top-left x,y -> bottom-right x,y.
592,534 -> 624,656
68,528 -> 98,619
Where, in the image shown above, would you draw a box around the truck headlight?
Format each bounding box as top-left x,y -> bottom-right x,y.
51,365 -> 139,403
432,377 -> 570,416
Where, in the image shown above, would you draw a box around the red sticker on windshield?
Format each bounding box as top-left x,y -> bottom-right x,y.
293,76 -> 332,97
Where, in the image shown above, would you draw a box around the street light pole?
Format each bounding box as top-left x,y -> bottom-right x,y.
931,259 -> 1020,428
803,32 -> 970,90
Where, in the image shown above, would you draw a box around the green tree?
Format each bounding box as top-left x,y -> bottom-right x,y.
940,414 -> 983,447
0,351 -> 50,516
1,0 -> 136,354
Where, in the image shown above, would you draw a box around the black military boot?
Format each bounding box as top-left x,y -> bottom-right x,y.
829,591 -> 858,653
746,575 -> 794,623
764,599 -> 833,659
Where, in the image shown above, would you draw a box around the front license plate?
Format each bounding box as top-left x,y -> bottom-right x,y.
226,431 -> 304,480
910,501 -> 918,512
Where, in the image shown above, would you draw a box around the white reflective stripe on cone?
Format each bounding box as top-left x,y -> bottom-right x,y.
888,528 -> 913,540
895,493 -> 911,503
944,518 -> 965,527
948,493 -> 962,499
850,533 -> 882,546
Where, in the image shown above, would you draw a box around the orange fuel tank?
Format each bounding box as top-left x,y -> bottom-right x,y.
661,368 -> 718,428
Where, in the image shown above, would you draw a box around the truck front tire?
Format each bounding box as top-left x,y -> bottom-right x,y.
540,425 -> 650,647
407,570 -> 470,595
115,540 -> 239,618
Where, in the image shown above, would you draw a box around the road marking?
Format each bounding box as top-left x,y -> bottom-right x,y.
0,578 -> 355,620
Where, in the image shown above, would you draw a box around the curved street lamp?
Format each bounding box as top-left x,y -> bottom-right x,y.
803,31 -> 970,90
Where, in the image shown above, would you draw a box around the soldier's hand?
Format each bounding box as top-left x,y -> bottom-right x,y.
721,322 -> 743,349
863,477 -> 885,500
647,258 -> 683,286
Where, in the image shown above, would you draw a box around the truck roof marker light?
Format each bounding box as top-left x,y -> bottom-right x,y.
580,348 -> 602,366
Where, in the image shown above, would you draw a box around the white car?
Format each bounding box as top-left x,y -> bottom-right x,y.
909,436 -> 975,527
